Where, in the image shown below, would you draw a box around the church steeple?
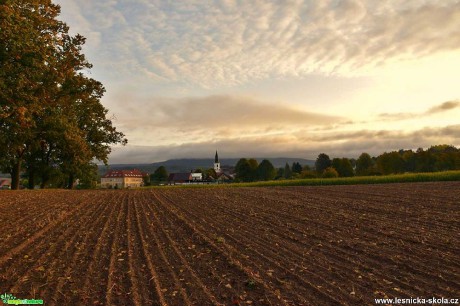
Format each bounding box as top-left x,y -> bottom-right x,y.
214,150 -> 221,173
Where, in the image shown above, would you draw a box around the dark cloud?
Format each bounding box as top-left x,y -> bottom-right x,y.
378,100 -> 460,121
115,94 -> 341,138
108,124 -> 460,163
426,100 -> 460,114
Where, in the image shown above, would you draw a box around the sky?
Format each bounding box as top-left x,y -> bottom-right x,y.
54,0 -> 460,163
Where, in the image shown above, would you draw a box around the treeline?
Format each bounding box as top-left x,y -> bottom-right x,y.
0,1 -> 126,189
235,145 -> 460,182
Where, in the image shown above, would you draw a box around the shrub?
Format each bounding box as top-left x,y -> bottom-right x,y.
322,167 -> 339,178
300,170 -> 317,179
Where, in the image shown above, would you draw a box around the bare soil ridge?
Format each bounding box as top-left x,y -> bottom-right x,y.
0,182 -> 459,305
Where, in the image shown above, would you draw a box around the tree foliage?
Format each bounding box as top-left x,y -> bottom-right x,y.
256,159 -> 276,181
0,1 -> 127,189
332,158 -> 354,177
150,166 -> 169,182
376,152 -> 406,175
292,162 -> 302,174
356,153 -> 373,176
315,153 -> 331,174
322,167 -> 339,178
284,162 -> 292,179
235,158 -> 251,182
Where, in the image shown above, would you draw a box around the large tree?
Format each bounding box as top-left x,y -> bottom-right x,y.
376,151 -> 405,175
332,158 -> 354,177
150,166 -> 169,183
284,162 -> 292,179
235,158 -> 252,182
315,153 -> 331,174
256,159 -> 276,181
0,0 -> 126,189
356,153 -> 373,176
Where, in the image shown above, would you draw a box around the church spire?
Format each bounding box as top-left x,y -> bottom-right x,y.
214,151 -> 221,173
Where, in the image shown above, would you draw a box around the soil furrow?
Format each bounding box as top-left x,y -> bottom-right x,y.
9,194 -> 109,300
153,190 -> 322,306
0,194 -> 101,296
141,191 -> 224,305
47,193 -> 117,305
105,193 -> 131,305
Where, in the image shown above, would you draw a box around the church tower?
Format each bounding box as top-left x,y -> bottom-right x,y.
214,150 -> 221,173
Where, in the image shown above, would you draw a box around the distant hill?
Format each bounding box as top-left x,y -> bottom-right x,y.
99,158 -> 315,175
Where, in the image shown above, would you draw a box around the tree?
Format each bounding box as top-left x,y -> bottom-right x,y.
142,173 -> 151,186
150,166 -> 168,183
204,168 -> 217,180
332,158 -> 354,177
284,162 -> 292,179
315,153 -> 331,174
0,1 -> 127,189
356,153 -> 373,176
414,148 -> 436,172
0,0 -> 65,188
300,169 -> 317,179
275,167 -> 284,179
247,158 -> 259,181
402,150 -> 416,172
376,151 -> 405,175
292,162 -> 302,174
235,158 -> 252,182
428,144 -> 460,171
76,163 -> 99,189
256,159 -> 276,181
322,167 -> 339,178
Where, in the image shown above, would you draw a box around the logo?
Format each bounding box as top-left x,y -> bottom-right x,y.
0,293 -> 43,305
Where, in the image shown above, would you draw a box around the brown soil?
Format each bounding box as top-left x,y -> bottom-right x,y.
0,182 -> 459,305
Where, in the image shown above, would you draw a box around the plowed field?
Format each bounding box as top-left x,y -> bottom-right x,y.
1,182 -> 459,305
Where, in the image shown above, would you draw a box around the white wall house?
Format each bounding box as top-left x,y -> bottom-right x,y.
101,169 -> 144,188
191,173 -> 203,181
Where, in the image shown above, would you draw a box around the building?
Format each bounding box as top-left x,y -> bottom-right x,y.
101,169 -> 145,188
0,178 -> 11,189
216,172 -> 234,182
167,151 -> 232,185
214,150 -> 221,173
191,172 -> 203,181
168,173 -> 193,184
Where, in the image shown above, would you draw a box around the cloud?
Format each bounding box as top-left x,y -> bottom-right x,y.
108,124 -> 460,163
377,112 -> 414,121
111,94 -> 341,144
56,0 -> 460,87
378,100 -> 460,121
426,100 -> 460,114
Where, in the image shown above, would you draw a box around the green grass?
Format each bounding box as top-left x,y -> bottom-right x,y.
141,170 -> 460,189
231,170 -> 460,187
142,170 -> 460,188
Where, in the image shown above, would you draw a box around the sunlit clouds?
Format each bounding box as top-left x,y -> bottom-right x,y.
55,0 -> 460,163
59,0 -> 460,86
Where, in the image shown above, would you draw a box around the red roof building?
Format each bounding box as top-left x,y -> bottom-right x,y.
101,169 -> 145,188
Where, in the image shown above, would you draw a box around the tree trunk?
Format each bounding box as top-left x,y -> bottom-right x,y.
11,160 -> 21,190
40,172 -> 49,189
28,168 -> 35,189
67,173 -> 74,189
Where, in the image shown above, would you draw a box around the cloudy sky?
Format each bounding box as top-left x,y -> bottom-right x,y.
55,0 -> 460,163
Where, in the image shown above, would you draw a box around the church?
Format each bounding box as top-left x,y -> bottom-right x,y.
214,150 -> 221,173
213,150 -> 234,181
167,151 -> 233,184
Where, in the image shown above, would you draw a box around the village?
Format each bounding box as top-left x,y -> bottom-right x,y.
100,151 -> 234,188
